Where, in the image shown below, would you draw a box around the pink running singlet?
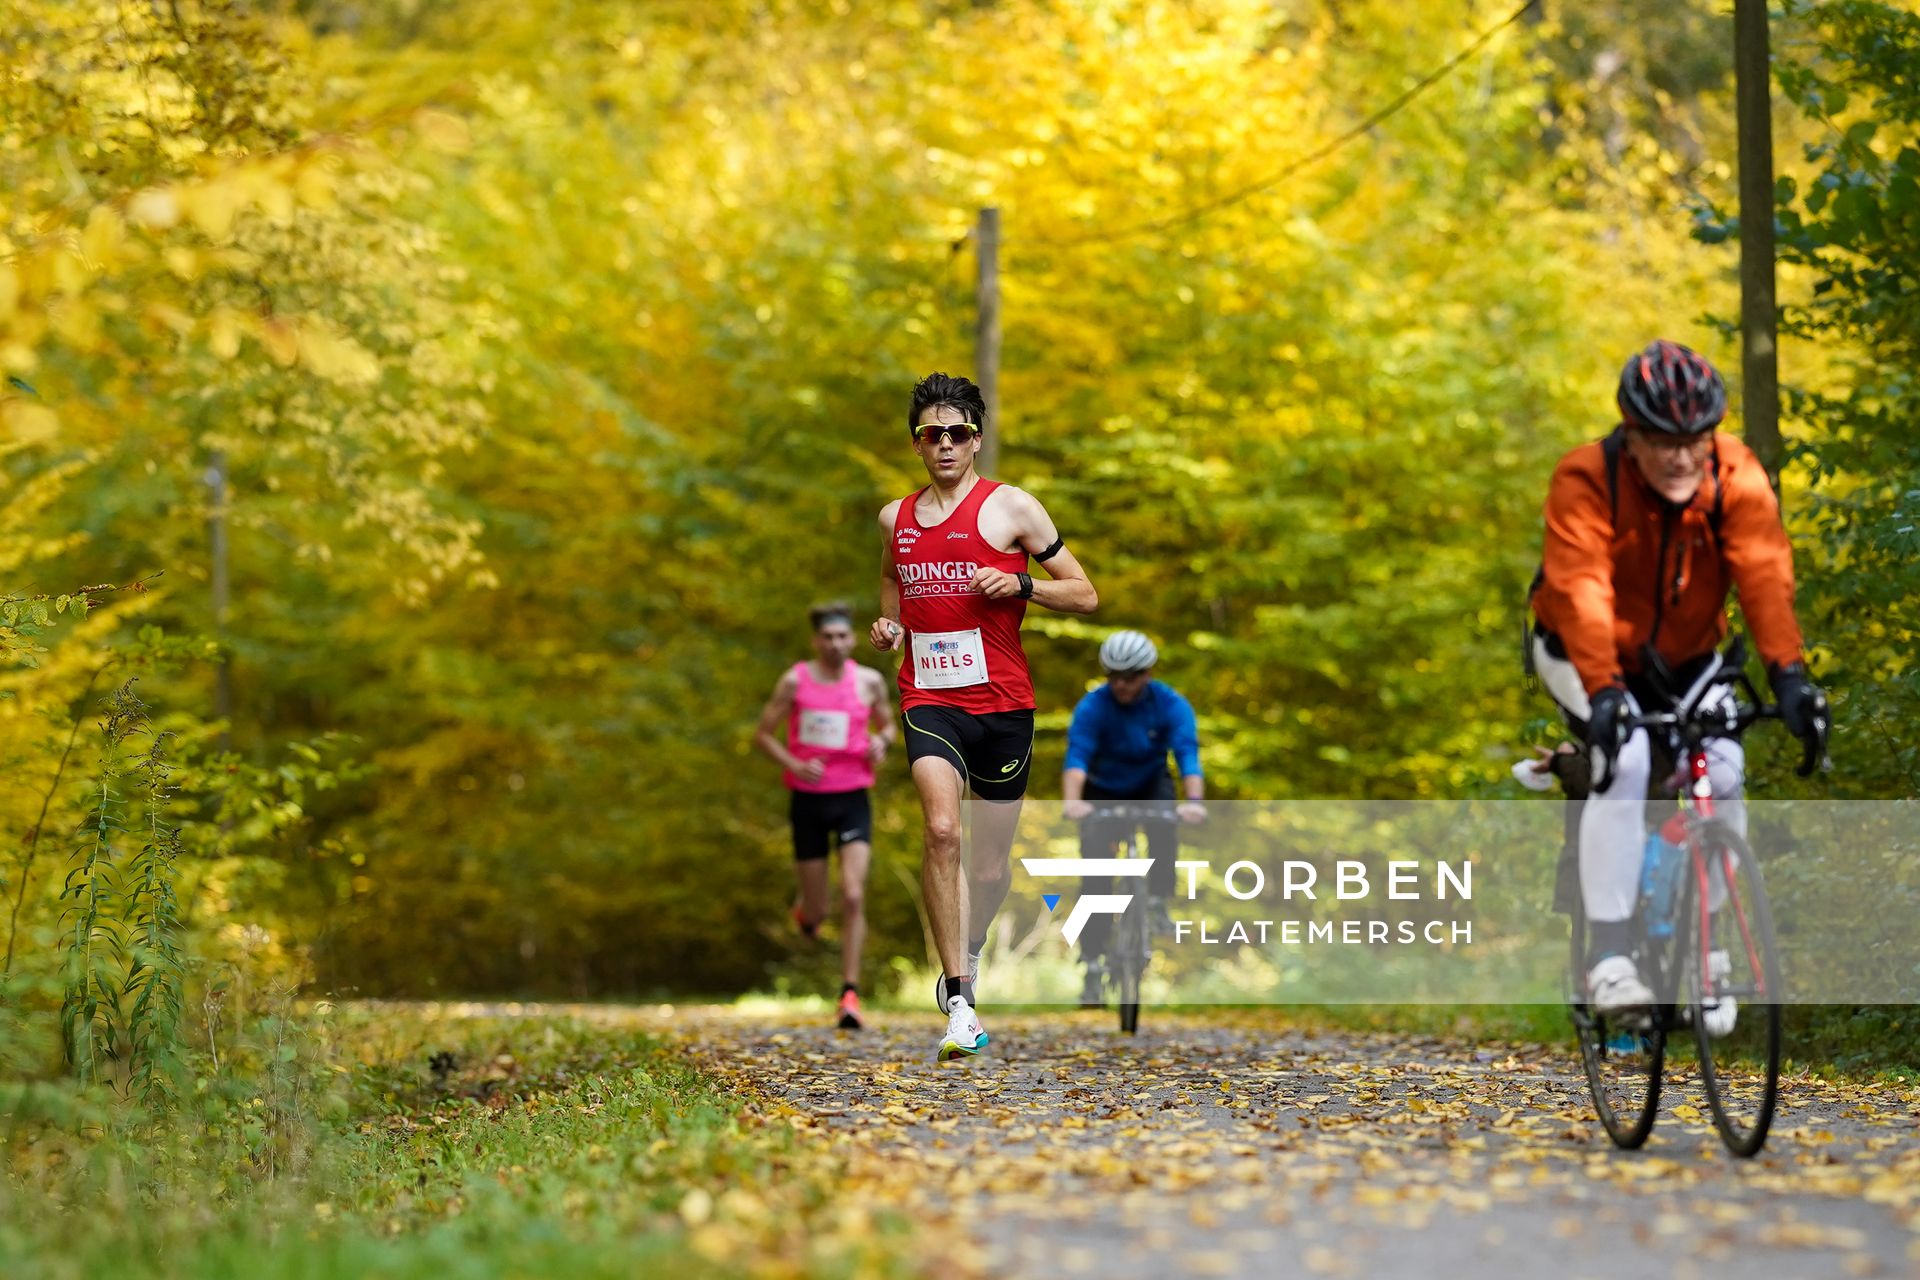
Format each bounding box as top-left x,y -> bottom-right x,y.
783,662 -> 876,793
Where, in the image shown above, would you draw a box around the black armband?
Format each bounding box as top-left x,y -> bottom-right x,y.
1034,536 -> 1066,563
1015,572 -> 1034,599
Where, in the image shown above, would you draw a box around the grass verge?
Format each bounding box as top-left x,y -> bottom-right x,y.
1,1005 -> 923,1280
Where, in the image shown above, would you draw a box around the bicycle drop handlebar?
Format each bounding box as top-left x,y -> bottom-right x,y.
1593,664 -> 1830,793
1081,801 -> 1183,824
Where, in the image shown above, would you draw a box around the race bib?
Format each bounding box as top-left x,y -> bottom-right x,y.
911,628 -> 989,690
797,709 -> 851,751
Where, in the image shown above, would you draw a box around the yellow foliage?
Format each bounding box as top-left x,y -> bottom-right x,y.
0,0 -> 494,596
206,307 -> 245,360
412,109 -> 474,154
259,317 -> 301,366
126,188 -> 184,231
0,0 -> 1810,993
295,321 -> 382,385
180,180 -> 242,240
1,398 -> 60,445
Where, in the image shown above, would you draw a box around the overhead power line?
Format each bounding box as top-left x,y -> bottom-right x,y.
1019,0 -> 1541,251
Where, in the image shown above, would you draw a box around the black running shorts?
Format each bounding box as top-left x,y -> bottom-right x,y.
789,788 -> 872,862
902,706 -> 1035,802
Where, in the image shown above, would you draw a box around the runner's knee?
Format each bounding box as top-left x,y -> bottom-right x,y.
923,813 -> 962,857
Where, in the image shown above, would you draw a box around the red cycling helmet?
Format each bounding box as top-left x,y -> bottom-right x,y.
1616,339 -> 1728,436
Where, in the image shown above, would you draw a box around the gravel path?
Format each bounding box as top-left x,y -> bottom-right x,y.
672,1010 -> 1920,1280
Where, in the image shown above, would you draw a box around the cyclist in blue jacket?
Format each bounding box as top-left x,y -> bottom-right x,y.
1063,631 -> 1207,1005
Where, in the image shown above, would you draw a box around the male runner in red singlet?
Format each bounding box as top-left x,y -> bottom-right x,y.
755,603 -> 897,1030
868,372 -> 1097,1061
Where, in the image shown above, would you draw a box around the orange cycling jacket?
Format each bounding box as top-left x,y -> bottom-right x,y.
1532,430 -> 1804,696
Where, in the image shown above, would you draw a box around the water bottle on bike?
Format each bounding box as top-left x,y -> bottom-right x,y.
1637,811 -> 1689,942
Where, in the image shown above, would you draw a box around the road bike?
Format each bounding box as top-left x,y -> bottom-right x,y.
1083,801 -> 1179,1035
1570,639 -> 1827,1157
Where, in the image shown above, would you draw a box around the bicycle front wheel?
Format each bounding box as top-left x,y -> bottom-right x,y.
1571,901 -> 1665,1149
1115,899 -> 1147,1035
1684,820 -> 1782,1157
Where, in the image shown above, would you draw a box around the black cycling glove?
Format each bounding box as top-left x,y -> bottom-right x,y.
1769,661 -> 1827,745
1586,684 -> 1631,792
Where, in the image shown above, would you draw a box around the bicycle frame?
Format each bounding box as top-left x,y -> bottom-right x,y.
1677,746 -> 1772,1006
1648,666 -> 1779,1011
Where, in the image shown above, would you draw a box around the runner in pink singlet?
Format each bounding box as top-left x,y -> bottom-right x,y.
781,658 -> 878,794
868,372 -> 1098,1061
755,603 -> 897,1030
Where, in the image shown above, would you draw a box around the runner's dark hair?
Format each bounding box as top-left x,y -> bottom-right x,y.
809,601 -> 854,631
909,372 -> 988,433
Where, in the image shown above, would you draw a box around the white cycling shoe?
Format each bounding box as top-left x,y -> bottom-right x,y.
1588,954 -> 1655,1017
937,995 -> 988,1062
1694,949 -> 1738,1038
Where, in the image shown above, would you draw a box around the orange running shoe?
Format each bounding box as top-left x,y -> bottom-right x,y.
836,989 -> 863,1030
790,903 -> 819,940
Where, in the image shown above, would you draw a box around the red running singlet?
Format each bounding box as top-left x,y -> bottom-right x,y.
891,479 -> 1035,714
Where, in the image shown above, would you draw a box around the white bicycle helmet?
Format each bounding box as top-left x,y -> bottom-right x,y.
1099,630 -> 1158,675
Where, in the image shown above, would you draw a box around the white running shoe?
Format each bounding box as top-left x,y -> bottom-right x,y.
1588,954 -> 1655,1016
1698,949 -> 1738,1038
932,951 -> 983,1013
937,995 -> 988,1061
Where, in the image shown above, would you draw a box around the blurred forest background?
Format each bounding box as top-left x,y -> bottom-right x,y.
3,0 -> 1917,1055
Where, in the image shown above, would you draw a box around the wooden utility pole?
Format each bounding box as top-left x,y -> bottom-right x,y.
1734,0 -> 1783,481
974,207 -> 1002,475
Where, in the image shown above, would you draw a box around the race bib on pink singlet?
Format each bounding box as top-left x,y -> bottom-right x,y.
797,709 -> 851,750
911,628 -> 989,690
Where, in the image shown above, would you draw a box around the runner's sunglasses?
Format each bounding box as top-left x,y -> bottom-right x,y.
911,422 -> 982,446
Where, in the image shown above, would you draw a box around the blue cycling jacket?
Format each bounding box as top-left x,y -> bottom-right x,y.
1064,680 -> 1203,794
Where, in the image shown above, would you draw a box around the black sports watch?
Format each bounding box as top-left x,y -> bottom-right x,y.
1015,571 -> 1034,599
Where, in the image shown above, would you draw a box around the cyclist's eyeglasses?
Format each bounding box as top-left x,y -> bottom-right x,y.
1630,428 -> 1712,456
912,422 -> 982,446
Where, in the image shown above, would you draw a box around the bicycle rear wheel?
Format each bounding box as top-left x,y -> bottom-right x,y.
1684,820 -> 1781,1158
1571,902 -> 1665,1149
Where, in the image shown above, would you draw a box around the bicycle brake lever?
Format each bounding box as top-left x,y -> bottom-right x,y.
1795,699 -> 1833,778
1796,729 -> 1832,778
1795,740 -> 1820,778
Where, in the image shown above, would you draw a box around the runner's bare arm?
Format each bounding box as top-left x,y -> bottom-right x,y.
754,670 -> 807,772
973,487 -> 1097,614
863,667 -> 898,762
871,500 -> 905,651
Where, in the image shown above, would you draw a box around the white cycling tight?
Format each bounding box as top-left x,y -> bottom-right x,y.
1534,638 -> 1747,924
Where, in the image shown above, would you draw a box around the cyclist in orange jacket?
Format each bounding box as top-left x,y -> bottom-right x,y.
1530,340 -> 1827,1018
